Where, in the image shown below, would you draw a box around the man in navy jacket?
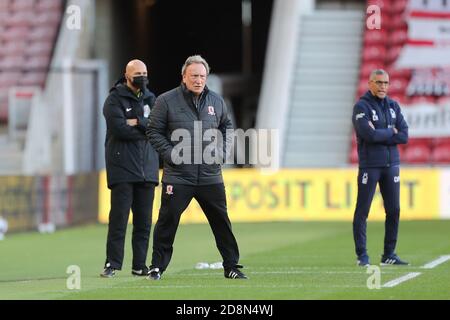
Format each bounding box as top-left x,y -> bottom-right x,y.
352,69 -> 409,266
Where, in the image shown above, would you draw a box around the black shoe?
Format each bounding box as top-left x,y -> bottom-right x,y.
147,267 -> 161,280
132,266 -> 150,277
100,263 -> 116,278
381,254 -> 410,266
224,264 -> 248,279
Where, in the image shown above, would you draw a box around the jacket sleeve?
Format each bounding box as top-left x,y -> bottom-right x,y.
352,103 -> 395,143
103,95 -> 146,141
218,98 -> 234,163
136,93 -> 156,132
147,96 -> 174,164
384,104 -> 409,145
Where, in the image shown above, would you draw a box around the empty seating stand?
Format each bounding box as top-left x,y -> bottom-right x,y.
0,0 -> 63,123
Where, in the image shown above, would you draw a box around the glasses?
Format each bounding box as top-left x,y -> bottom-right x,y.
371,80 -> 389,86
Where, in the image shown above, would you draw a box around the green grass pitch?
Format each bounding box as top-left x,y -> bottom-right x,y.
1,220 -> 449,300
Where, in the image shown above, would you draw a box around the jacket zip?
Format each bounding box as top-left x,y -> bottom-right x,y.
193,92 -> 204,185
383,102 -> 391,167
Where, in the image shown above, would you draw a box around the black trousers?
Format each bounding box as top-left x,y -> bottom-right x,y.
106,182 -> 155,270
151,183 -> 240,272
353,166 -> 400,258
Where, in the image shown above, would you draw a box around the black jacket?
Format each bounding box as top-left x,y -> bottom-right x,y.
352,91 -> 409,168
103,78 -> 159,188
147,84 -> 233,185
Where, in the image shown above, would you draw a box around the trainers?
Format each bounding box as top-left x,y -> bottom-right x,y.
357,255 -> 370,267
132,266 -> 150,277
224,264 -> 248,279
147,267 -> 161,280
100,263 -> 116,278
381,254 -> 409,266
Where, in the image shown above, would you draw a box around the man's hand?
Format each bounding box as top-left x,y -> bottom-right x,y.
393,127 -> 398,134
368,121 -> 375,130
127,119 -> 138,126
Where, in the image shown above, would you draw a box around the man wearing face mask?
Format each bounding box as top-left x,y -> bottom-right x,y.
100,59 -> 159,278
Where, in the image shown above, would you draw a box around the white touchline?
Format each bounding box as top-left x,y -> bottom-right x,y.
421,255 -> 450,269
382,254 -> 450,288
382,272 -> 422,288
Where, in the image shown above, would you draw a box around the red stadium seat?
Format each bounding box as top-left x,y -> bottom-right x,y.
0,89 -> 8,123
2,41 -> 27,56
35,0 -> 62,12
391,0 -> 408,14
19,71 -> 47,87
28,26 -> 58,41
0,55 -> 26,70
388,77 -> 409,95
0,0 -> 62,126
31,11 -> 62,27
432,137 -> 450,147
436,96 -> 450,106
389,13 -> 408,30
398,144 -> 406,160
379,13 -> 393,30
388,94 -> 409,105
408,138 -> 434,148
350,144 -> 359,164
367,0 -> 394,14
5,11 -> 35,28
360,61 -> 386,79
409,96 -> 437,105
431,143 -> 450,164
0,13 -> 8,27
0,72 -> 22,87
2,27 -> 30,41
25,40 -> 54,57
386,45 -> 403,64
23,55 -> 51,70
0,0 -> 12,11
388,29 -> 408,46
362,45 -> 387,62
357,79 -> 369,96
386,67 -> 412,80
403,143 -> 432,164
364,29 -> 388,45
11,0 -> 36,11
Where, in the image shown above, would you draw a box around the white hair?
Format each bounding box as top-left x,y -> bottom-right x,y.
181,55 -> 210,76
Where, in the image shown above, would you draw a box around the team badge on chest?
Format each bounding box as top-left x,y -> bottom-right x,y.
207,106 -> 215,116
372,110 -> 379,121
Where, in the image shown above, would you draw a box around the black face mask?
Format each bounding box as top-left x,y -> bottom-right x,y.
131,76 -> 148,91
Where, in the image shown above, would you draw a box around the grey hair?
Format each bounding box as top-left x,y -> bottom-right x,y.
369,69 -> 388,80
181,55 -> 210,76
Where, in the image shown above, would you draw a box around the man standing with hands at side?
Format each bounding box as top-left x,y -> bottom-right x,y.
146,55 -> 247,280
101,59 -> 159,278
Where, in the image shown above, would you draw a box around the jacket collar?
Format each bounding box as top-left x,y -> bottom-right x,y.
181,83 -> 209,99
362,90 -> 388,108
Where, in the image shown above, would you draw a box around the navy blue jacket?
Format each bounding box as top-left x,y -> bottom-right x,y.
103,78 -> 159,188
352,91 -> 408,168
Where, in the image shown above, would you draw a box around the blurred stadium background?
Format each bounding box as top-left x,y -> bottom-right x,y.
1,0 -> 450,300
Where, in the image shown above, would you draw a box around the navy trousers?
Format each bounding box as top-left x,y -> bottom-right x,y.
353,166 -> 401,258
